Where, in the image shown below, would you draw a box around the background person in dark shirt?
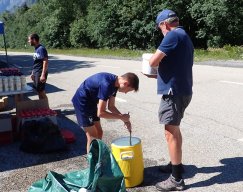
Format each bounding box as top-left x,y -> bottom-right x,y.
72,72 -> 139,153
28,33 -> 48,100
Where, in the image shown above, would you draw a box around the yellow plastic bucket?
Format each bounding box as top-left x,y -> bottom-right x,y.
111,137 -> 144,188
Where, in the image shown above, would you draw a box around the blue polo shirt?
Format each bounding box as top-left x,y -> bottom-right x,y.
33,44 -> 48,73
72,72 -> 118,107
157,27 -> 194,95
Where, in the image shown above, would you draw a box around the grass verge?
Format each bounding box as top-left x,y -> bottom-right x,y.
1,46 -> 243,62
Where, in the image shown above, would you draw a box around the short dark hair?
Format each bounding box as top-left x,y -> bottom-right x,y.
121,72 -> 139,92
29,33 -> 39,41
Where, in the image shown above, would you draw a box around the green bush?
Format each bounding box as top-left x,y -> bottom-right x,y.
69,19 -> 89,48
1,0 -> 243,50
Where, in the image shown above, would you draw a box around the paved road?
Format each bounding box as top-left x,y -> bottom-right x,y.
1,52 -> 243,192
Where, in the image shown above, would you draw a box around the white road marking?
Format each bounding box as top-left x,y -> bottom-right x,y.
98,65 -> 120,69
116,97 -> 127,103
220,81 -> 243,86
237,138 -> 243,142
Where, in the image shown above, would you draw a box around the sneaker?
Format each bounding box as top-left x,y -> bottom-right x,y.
159,162 -> 185,174
155,175 -> 185,191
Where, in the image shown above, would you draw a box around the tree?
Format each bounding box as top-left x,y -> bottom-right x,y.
189,0 -> 243,47
1,0 -> 242,49
86,0 -> 156,49
70,18 -> 90,48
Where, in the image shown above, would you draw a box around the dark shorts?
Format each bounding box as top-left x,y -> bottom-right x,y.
72,99 -> 100,131
158,95 -> 192,126
33,72 -> 48,92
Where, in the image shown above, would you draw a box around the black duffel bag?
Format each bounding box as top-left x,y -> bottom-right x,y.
20,117 -> 67,153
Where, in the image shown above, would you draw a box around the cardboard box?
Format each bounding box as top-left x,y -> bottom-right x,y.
0,96 -> 8,111
16,99 -> 57,132
0,113 -> 12,132
16,98 -> 49,115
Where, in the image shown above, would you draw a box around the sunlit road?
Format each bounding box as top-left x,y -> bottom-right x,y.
1,52 -> 243,191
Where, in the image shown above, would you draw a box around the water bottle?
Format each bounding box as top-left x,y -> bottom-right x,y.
20,75 -> 26,90
9,76 -> 15,92
0,77 -> 3,92
15,76 -> 21,91
3,77 -> 9,92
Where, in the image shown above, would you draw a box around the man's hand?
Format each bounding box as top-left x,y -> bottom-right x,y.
40,74 -> 46,83
120,113 -> 130,122
141,72 -> 157,78
30,74 -> 34,81
124,121 -> 132,133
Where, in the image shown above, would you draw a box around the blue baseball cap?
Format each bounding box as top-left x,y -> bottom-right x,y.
156,9 -> 177,26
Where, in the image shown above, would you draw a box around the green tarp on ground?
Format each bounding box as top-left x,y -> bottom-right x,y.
28,139 -> 126,192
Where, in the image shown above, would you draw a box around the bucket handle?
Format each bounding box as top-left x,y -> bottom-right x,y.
120,151 -> 134,160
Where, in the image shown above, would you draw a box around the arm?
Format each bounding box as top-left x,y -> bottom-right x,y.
142,49 -> 166,78
142,72 -> 157,79
30,71 -> 34,81
107,96 -> 122,114
40,57 -> 48,83
97,99 -> 130,122
149,49 -> 166,67
108,96 -> 132,132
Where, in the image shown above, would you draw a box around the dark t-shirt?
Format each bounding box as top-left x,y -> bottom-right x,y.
32,44 -> 48,74
157,27 -> 194,95
72,72 -> 118,107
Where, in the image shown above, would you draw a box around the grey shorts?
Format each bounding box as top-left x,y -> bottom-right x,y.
158,95 -> 192,126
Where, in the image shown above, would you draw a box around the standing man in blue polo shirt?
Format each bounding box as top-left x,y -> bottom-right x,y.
144,9 -> 194,191
72,72 -> 139,153
28,33 -> 48,100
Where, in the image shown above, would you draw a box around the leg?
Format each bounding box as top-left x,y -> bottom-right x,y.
156,125 -> 185,191
34,72 -> 48,100
85,125 -> 99,153
72,100 -> 101,154
85,121 -> 103,153
165,124 -> 184,181
94,121 -> 103,139
38,90 -> 48,100
156,96 -> 189,191
159,126 -> 184,173
160,95 -> 191,166
14,94 -> 24,103
165,124 -> 182,165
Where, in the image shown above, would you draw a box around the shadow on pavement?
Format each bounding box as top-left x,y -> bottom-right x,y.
137,158 -> 168,187
186,157 -> 243,189
141,165 -> 167,186
25,82 -> 65,96
0,113 -> 86,172
0,60 -> 8,68
141,157 -> 243,189
8,54 -> 96,75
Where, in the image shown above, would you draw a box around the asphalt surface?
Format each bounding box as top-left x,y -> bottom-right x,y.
0,52 -> 243,192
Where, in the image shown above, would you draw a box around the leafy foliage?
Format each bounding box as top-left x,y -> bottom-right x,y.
189,0 -> 243,47
0,0 -> 242,49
